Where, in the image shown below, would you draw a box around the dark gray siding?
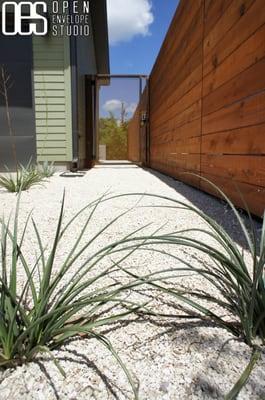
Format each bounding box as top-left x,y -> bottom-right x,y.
0,34 -> 36,170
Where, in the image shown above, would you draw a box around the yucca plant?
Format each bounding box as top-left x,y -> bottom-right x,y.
38,161 -> 55,178
106,182 -> 264,397
112,186 -> 264,345
0,194 -> 160,399
0,162 -> 43,193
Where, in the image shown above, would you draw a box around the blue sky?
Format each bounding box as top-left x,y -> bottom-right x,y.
100,0 -> 179,118
107,0 -> 180,74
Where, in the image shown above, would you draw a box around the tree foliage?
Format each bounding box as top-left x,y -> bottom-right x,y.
99,103 -> 130,160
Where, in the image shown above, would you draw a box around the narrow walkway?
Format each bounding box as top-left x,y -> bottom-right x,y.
0,165 -> 263,400
1,163 -> 252,248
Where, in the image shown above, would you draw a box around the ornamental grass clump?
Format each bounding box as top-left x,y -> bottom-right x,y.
110,182 -> 264,398
0,66 -> 43,193
38,161 -> 55,178
0,163 -> 43,193
0,194 -> 154,399
114,184 -> 264,346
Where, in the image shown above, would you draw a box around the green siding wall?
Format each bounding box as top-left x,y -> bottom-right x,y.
33,36 -> 73,162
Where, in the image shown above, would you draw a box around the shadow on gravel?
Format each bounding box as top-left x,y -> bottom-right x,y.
191,375 -> 224,399
36,348 -> 125,400
36,361 -> 61,400
32,312 -> 264,400
144,168 -> 262,250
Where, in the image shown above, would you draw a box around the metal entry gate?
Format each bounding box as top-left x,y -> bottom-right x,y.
95,75 -> 149,163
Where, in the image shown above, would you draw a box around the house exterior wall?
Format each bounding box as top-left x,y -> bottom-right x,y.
129,0 -> 265,217
0,0 -> 109,170
33,11 -> 99,166
0,27 -> 36,170
75,14 -> 97,166
33,35 -> 73,163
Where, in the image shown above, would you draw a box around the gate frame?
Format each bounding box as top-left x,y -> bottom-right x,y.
95,74 -> 149,163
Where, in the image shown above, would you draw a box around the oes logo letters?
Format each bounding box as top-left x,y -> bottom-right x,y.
2,1 -> 48,36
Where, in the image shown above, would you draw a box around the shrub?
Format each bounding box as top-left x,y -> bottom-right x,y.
0,163 -> 43,193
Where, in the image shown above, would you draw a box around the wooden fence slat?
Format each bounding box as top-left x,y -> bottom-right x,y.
203,23 -> 265,98
201,174 -> 265,217
203,56 -> 265,116
201,155 -> 265,187
204,0 -> 234,37
204,0 -> 255,58
201,123 -> 265,155
203,0 -> 265,77
128,0 -> 265,216
202,90 -> 265,134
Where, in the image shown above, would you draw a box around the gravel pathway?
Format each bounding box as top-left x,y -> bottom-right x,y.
0,164 -> 264,400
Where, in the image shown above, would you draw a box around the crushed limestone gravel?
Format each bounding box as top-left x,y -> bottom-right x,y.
0,164 -> 264,400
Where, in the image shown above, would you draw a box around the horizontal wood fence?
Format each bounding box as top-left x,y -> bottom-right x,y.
128,0 -> 265,217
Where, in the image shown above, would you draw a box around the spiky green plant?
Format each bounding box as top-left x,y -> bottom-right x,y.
105,182 -> 264,397
0,194 -> 160,399
37,161 -> 55,178
111,185 -> 264,346
0,163 -> 43,193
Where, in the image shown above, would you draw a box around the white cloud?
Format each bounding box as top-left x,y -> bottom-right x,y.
107,0 -> 154,45
103,99 -> 138,117
103,99 -> 123,113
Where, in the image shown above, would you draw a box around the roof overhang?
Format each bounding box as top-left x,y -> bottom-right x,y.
90,0 -> 110,76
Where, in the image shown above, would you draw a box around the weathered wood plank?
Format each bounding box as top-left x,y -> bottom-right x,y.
203,23 -> 265,97
202,90 -> 265,134
129,0 -> 265,216
203,0 -> 265,76
203,56 -> 265,116
201,124 -> 265,155
204,0 -> 255,58
204,0 -> 233,37
201,155 -> 265,187
201,173 -> 265,217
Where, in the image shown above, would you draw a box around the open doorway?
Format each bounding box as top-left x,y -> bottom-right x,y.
96,75 -> 148,163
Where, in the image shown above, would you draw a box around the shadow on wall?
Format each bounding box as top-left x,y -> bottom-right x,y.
144,167 -> 262,250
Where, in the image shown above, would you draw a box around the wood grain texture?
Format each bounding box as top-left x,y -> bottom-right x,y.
201,155 -> 265,187
202,90 -> 265,134
200,174 -> 265,217
128,0 -> 265,216
201,124 -> 265,155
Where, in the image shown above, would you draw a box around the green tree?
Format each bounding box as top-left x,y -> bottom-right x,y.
99,102 -> 130,160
